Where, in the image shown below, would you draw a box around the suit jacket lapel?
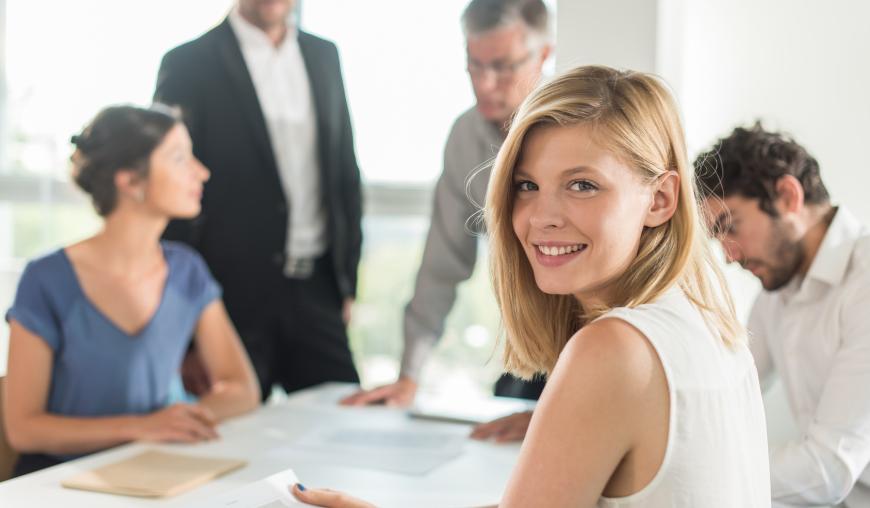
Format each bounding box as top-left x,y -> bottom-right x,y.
297,31 -> 331,184
214,19 -> 280,176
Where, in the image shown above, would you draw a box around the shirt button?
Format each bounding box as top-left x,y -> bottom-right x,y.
272,253 -> 284,266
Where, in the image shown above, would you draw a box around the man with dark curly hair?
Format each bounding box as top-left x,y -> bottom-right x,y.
695,123 -> 870,507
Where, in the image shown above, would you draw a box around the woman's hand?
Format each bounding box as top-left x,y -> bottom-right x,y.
290,483 -> 376,508
135,403 -> 219,443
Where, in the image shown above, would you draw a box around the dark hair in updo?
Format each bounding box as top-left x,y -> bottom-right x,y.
71,104 -> 180,216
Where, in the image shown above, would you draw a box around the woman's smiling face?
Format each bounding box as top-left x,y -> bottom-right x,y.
511,123 -> 655,304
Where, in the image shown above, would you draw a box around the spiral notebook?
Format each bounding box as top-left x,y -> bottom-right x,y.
61,449 -> 246,498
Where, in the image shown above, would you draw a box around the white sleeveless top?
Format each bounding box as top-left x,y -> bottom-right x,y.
596,289 -> 771,508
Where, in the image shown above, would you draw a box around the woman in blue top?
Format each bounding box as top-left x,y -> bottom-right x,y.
3,105 -> 261,476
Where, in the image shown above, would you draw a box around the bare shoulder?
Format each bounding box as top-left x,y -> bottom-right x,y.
508,316 -> 670,505
555,317 -> 666,399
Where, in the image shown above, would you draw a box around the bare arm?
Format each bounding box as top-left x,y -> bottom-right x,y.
500,318 -> 669,507
304,318 -> 669,508
4,320 -> 137,454
3,321 -> 217,455
193,300 -> 261,420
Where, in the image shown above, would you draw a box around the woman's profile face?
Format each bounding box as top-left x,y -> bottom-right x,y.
143,124 -> 210,219
511,123 -> 654,304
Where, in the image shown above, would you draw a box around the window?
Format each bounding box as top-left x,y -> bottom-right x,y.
302,0 -> 511,394
0,0 -> 237,373
0,1 -> 556,398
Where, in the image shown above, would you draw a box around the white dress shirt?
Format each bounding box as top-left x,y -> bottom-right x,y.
228,8 -> 327,263
749,206 -> 870,507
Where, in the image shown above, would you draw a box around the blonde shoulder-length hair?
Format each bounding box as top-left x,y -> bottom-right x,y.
485,65 -> 742,379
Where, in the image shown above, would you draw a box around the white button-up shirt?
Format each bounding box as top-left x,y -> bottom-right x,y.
228,8 -> 327,261
749,207 -> 870,507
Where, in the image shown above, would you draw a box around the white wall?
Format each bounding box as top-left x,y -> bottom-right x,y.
556,0 -> 658,73
675,0 -> 870,225
557,0 -> 870,223
556,0 -> 870,449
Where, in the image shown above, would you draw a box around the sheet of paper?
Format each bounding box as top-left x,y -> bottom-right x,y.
311,427 -> 464,451
191,469 -> 314,508
61,450 -> 246,498
267,427 -> 466,475
281,382 -> 359,407
409,394 -> 537,424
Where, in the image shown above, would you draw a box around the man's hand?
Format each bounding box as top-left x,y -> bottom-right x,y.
342,298 -> 354,325
470,410 -> 533,443
339,376 -> 418,407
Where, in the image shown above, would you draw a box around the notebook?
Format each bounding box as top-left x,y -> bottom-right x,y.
408,395 -> 537,424
61,449 -> 246,498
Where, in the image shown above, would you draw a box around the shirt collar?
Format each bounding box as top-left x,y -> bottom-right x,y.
228,6 -> 297,52
471,107 -> 506,146
803,206 -> 864,287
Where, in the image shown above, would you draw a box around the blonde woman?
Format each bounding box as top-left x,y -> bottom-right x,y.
291,66 -> 771,507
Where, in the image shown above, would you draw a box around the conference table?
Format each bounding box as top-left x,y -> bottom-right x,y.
0,383 -> 524,507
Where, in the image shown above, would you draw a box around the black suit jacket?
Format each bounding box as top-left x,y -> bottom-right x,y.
155,20 -> 362,330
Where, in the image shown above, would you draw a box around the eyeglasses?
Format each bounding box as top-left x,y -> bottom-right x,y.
466,52 -> 536,81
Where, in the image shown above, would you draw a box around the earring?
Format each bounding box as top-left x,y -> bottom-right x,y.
134,188 -> 145,203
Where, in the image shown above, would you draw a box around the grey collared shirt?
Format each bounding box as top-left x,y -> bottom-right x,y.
400,106 -> 505,380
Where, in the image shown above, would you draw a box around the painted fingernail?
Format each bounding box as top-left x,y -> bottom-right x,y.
296,483 -> 306,491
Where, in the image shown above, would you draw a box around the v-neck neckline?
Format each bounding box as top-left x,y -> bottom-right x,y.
60,243 -> 171,338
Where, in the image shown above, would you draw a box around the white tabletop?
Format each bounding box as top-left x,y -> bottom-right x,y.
0,383 -> 521,507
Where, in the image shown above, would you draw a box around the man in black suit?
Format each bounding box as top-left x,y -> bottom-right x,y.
154,0 -> 362,399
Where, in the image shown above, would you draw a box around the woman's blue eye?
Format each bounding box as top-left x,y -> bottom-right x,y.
515,181 -> 538,192
569,180 -> 597,191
